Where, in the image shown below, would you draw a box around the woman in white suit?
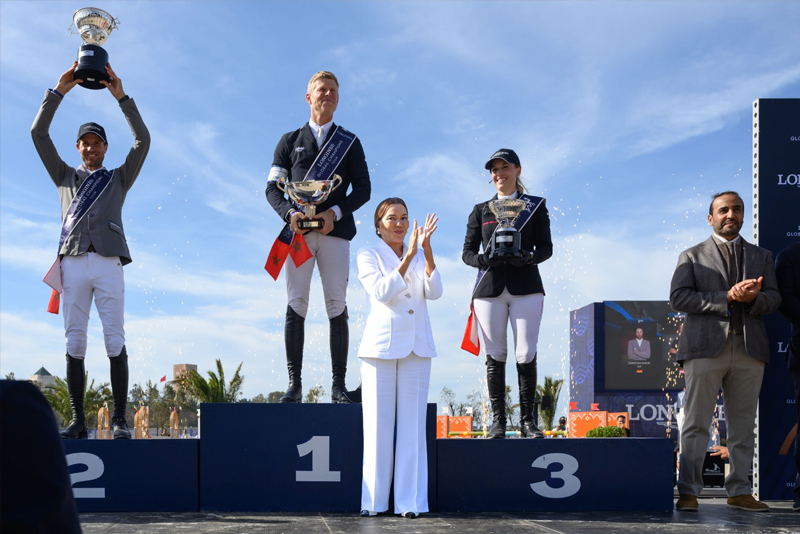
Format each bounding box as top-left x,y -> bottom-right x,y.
357,197 -> 441,518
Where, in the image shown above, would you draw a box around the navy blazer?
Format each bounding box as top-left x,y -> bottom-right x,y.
776,242 -> 800,370
462,195 -> 552,298
266,123 -> 371,242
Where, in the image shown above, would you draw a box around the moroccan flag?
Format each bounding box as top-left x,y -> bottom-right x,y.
265,224 -> 294,280
160,375 -> 167,382
460,303 -> 480,356
288,233 -> 312,267
47,289 -> 60,314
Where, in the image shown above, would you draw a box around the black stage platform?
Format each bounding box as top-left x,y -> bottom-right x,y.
80,497 -> 800,534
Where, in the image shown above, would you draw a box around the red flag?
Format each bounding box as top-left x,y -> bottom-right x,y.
265,224 -> 294,280
47,289 -> 60,314
460,304 -> 480,355
288,233 -> 312,267
160,375 -> 167,383
569,402 -> 578,411
590,403 -> 600,411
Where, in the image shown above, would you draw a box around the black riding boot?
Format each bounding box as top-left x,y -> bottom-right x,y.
110,347 -> 132,439
486,355 -> 506,439
518,357 -> 544,438
61,353 -> 87,439
280,306 -> 305,403
329,308 -> 349,403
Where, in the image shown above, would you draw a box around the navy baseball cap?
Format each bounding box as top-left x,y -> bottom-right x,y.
484,148 -> 521,170
77,122 -> 107,144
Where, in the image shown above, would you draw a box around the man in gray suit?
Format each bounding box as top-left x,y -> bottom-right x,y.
32,62 -> 150,440
670,191 -> 781,512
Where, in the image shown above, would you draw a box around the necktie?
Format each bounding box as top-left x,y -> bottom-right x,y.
725,241 -> 738,285
317,127 -> 325,147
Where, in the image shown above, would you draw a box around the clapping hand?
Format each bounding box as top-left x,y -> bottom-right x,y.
419,213 -> 438,254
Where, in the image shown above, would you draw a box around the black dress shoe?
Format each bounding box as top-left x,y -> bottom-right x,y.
360,509 -> 378,517
401,511 -> 418,518
341,385 -> 362,404
111,416 -> 132,439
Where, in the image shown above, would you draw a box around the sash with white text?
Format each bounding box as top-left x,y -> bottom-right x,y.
43,168 -> 113,313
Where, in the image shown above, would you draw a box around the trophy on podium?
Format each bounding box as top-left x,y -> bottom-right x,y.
70,7 -> 119,90
277,176 -> 343,230
488,198 -> 529,259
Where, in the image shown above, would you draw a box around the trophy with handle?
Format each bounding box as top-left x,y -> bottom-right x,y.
277,175 -> 343,230
488,198 -> 529,259
70,7 -> 119,90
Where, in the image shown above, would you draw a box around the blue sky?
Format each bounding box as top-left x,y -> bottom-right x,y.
2,1 -> 799,417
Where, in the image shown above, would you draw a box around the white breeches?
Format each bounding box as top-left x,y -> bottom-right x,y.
361,353 -> 431,514
286,232 -> 349,318
61,253 -> 125,359
473,289 -> 544,364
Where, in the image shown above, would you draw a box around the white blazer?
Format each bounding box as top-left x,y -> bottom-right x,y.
356,240 -> 443,359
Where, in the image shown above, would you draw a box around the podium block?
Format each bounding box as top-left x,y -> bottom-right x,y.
63,440 -> 199,512
199,403 -> 437,512
437,438 -> 674,512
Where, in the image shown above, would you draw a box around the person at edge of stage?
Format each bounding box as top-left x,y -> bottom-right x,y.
357,198 -> 441,519
670,191 -> 781,512
31,61 -> 150,440
776,241 -> 800,511
266,71 -> 371,403
462,148 -> 553,439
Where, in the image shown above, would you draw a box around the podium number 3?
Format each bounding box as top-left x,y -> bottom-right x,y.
530,453 -> 581,498
296,436 -> 341,482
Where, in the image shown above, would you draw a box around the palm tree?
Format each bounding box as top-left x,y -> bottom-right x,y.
178,359 -> 244,403
536,376 -> 565,432
43,374 -> 112,427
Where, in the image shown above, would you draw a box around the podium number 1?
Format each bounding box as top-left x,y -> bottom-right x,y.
296,436 -> 341,482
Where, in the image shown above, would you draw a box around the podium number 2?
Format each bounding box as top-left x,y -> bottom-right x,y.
296,436 -> 341,482
530,453 -> 581,498
66,452 -> 106,498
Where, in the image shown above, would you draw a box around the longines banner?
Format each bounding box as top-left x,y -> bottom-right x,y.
753,98 -> 800,501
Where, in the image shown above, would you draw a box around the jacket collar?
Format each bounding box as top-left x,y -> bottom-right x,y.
375,238 -> 409,270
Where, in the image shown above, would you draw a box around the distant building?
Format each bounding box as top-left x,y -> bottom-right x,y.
173,364 -> 197,391
29,366 -> 56,390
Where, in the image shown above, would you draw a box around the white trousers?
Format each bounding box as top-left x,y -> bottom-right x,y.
286,232 -> 349,318
473,289 -> 544,364
61,253 -> 125,358
361,353 -> 431,514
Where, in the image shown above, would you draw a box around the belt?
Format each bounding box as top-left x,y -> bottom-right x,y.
729,329 -> 744,336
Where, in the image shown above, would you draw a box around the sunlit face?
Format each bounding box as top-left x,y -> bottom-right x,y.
489,159 -> 520,196
377,204 -> 409,248
306,77 -> 339,120
635,328 -> 644,340
708,193 -> 744,240
76,133 -> 107,170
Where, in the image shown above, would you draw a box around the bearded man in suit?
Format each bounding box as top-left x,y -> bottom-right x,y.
670,191 -> 781,512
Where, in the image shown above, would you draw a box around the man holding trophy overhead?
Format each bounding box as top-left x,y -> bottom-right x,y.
31,60 -> 151,439
266,71 -> 371,403
461,149 -> 552,439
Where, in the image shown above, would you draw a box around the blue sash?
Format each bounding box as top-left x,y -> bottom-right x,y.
470,194 -> 544,296
303,125 -> 357,182
44,168 -> 113,293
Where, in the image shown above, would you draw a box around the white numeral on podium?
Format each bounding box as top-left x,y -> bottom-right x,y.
66,452 -> 106,498
296,436 -> 341,482
530,453 -> 581,498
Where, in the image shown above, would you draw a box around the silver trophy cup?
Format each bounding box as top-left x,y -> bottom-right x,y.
70,7 -> 119,90
488,198 -> 529,259
277,176 -> 343,230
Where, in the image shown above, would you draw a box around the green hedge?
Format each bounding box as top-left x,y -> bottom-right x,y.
585,426 -> 626,438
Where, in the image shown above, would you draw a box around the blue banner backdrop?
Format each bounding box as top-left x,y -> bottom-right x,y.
753,98 -> 800,501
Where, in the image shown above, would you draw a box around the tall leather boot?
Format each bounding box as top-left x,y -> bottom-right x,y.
61,353 -> 87,439
110,347 -> 132,439
518,357 -> 544,438
486,355 -> 506,439
280,306 -> 304,403
329,308 -> 349,403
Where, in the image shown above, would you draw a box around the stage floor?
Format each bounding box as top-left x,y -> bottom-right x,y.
79,497 -> 800,534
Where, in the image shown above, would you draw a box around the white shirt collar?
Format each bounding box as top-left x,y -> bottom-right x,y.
712,233 -> 741,245
497,191 -> 519,200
